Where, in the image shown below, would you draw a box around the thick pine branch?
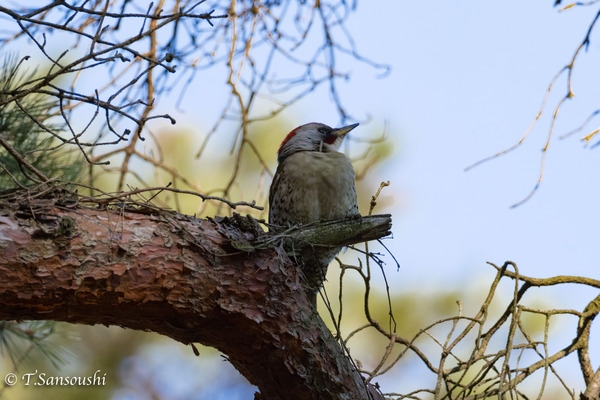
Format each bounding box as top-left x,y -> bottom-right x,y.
0,197 -> 390,400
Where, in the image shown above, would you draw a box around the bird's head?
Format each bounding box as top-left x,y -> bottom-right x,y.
277,122 -> 358,162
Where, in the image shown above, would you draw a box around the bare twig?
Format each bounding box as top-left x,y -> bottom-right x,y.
465,6 -> 600,207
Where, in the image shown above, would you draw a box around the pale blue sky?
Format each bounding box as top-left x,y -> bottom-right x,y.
166,4 -> 600,393
168,2 -> 600,292
91,1 -> 600,396
337,1 -> 600,288
165,3 -> 600,393
331,2 -> 600,393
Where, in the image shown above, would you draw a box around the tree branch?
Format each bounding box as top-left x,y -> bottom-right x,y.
0,192 -> 390,399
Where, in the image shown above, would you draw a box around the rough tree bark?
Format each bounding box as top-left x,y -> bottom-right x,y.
0,189 -> 391,400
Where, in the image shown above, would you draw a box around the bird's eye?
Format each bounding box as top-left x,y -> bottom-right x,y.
318,127 -> 328,134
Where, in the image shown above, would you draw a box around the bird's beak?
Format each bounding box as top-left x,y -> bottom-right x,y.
331,123 -> 359,138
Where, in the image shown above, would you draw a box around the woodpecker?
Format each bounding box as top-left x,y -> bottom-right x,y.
269,122 -> 360,306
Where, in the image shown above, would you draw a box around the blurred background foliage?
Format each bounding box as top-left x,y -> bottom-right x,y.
0,56 -> 82,189
0,58 -> 402,400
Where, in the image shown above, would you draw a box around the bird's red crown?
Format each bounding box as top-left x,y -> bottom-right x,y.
277,125 -> 303,153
